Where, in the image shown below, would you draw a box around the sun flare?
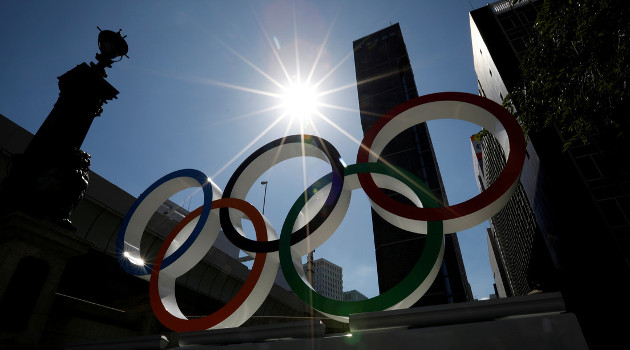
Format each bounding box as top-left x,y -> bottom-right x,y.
281,82 -> 319,121
206,12 -> 362,180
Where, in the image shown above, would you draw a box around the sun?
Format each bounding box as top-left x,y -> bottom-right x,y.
204,14 -> 366,180
281,82 -> 319,121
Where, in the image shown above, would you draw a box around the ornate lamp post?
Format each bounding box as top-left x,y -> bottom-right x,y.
0,28 -> 128,229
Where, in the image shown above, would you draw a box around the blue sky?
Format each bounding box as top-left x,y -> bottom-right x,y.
0,0 -> 499,300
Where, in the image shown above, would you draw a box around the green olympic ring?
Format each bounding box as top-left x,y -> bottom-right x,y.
279,162 -> 444,320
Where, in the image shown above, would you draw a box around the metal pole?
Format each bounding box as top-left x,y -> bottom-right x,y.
260,181 -> 268,215
307,251 -> 314,285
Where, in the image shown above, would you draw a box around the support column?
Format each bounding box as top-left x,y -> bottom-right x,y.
0,212 -> 90,348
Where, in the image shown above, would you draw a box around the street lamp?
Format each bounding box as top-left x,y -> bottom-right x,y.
260,181 -> 268,215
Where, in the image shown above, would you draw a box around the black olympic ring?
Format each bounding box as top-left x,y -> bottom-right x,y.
219,134 -> 345,253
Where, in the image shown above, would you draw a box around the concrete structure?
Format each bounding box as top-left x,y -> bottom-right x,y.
68,292 -> 588,349
0,114 -> 311,349
470,1 -> 630,347
353,23 -> 472,305
303,258 -> 343,301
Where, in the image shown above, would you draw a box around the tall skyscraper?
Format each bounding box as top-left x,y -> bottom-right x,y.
353,23 -> 472,305
470,133 -> 556,297
470,0 -> 630,347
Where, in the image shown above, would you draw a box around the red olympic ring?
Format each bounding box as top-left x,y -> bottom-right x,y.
357,92 -> 526,232
150,198 -> 272,331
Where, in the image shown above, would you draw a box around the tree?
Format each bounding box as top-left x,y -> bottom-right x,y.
507,0 -> 629,149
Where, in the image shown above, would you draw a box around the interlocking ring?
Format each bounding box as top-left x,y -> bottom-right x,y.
357,92 -> 526,233
220,134 -> 345,256
150,198 -> 277,331
280,162 -> 443,322
116,169 -> 221,278
117,92 -> 525,331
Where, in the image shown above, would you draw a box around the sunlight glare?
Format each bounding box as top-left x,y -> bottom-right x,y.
282,82 -> 319,121
123,251 -> 145,266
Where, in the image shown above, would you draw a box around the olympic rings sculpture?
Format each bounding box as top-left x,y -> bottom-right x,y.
116,92 -> 526,332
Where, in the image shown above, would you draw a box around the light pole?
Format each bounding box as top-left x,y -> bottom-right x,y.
260,181 -> 268,215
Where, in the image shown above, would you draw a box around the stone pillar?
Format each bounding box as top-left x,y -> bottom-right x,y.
0,212 -> 90,348
0,62 -> 118,229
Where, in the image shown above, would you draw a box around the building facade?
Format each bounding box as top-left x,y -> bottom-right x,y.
353,23 -> 472,305
470,0 -> 630,347
471,133 -> 555,297
343,290 -> 367,302
304,258 -> 343,301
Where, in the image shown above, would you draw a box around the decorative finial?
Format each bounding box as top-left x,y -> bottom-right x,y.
95,27 -> 129,68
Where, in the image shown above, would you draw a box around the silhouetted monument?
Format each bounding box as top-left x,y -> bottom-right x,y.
0,28 -> 128,229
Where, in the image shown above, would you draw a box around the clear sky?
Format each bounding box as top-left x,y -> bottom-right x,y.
0,0 -> 499,300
